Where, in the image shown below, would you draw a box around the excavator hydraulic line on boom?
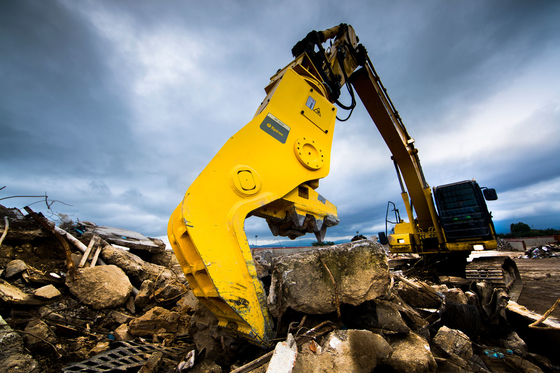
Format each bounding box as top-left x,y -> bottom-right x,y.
168,24 -> 522,347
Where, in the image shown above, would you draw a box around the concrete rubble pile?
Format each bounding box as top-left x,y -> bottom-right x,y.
0,204 -> 558,373
519,244 -> 560,259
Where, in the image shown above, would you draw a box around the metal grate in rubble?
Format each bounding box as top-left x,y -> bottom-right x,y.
62,340 -> 190,372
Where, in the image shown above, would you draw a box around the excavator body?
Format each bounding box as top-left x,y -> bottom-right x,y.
168,23 -> 521,347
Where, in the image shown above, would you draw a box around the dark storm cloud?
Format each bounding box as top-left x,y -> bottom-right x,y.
1,0 -> 559,244
0,1 -> 134,175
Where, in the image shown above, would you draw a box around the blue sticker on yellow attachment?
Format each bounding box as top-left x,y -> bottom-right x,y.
260,113 -> 290,144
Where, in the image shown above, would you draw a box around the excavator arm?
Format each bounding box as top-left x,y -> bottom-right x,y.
168,52 -> 341,346
168,24 -> 512,347
168,23 -> 433,346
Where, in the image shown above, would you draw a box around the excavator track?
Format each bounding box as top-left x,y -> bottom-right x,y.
465,256 -> 523,301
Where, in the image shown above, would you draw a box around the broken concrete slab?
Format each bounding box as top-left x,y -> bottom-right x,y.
266,333 -> 297,373
80,223 -> 165,253
268,240 -> 391,316
293,329 -> 392,373
34,284 -> 61,299
0,279 -> 46,305
387,332 -> 437,373
66,265 -> 133,309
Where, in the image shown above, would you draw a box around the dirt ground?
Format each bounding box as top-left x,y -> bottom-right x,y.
514,257 -> 560,319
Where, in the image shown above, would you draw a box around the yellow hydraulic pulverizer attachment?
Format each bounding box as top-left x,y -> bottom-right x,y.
168,66 -> 339,347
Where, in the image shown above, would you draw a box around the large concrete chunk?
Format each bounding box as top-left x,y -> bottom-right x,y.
268,240 -> 390,316
387,332 -> 437,373
66,265 -> 133,310
293,329 -> 392,373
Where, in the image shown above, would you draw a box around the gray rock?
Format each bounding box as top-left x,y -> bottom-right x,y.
66,265 -> 132,309
387,332 -> 437,373
178,290 -> 199,312
293,329 -> 392,373
501,331 -> 528,356
4,259 -> 27,278
268,240 -> 390,316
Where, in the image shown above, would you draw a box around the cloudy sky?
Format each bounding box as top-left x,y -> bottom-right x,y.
2,0 -> 559,247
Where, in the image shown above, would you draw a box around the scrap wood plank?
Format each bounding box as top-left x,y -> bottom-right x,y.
78,235 -> 98,268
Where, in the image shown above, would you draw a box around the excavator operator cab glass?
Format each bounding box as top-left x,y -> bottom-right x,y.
483,188 -> 498,201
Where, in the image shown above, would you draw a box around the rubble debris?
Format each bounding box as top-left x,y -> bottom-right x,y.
23,319 -> 57,351
1,203 -> 559,372
188,303 -> 239,365
97,239 -> 184,288
0,278 -> 48,305
342,299 -> 411,335
0,204 -> 49,241
268,240 -> 391,316
433,326 -> 473,362
0,315 -> 40,373
128,306 -> 180,337
520,244 -> 560,259
114,323 -> 134,341
497,237 -> 514,251
293,329 -> 392,373
79,222 -> 166,253
66,265 -> 133,309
